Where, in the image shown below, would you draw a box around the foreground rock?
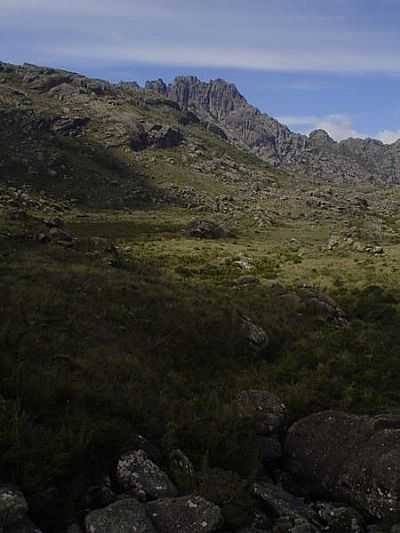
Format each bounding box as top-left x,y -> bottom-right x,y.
146,495 -> 222,533
85,499 -> 156,533
285,411 -> 400,520
0,486 -> 29,526
116,449 -> 177,501
237,390 -> 287,436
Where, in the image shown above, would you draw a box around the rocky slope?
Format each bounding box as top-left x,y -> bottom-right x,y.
146,76 -> 400,184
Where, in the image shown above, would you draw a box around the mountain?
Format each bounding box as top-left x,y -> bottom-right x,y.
146,75 -> 400,184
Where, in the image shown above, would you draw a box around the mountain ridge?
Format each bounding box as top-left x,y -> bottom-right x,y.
146,75 -> 400,183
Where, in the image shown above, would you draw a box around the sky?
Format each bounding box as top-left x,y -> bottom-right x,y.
2,0 -> 400,143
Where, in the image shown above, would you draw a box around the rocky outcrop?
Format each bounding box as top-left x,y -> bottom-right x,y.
285,411 -> 400,520
146,75 -> 400,184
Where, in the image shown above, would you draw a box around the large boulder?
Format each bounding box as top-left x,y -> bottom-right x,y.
146,495 -> 222,533
285,411 -> 400,520
147,125 -> 183,148
116,449 -> 177,501
236,390 -> 287,436
0,486 -> 28,527
84,498 -> 156,533
239,315 -> 270,359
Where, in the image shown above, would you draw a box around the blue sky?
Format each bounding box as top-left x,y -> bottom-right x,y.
2,0 -> 400,142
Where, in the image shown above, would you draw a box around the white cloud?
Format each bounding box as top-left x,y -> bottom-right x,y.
376,129 -> 400,144
2,1 -> 400,74
22,43 -> 400,75
278,113 -> 366,140
277,113 -> 400,144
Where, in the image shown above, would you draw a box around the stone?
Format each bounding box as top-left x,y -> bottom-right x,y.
147,125 -> 183,149
0,486 -> 28,526
185,219 -> 232,239
237,390 -> 286,435
285,411 -> 400,520
168,449 -> 195,494
311,501 -> 365,532
84,498 -> 155,533
146,495 -> 222,533
239,316 -> 269,358
116,449 -> 177,501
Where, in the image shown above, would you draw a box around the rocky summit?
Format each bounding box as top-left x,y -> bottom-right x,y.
147,75 -> 400,183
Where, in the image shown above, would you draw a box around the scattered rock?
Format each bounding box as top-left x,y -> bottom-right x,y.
239,315 -> 270,358
185,219 -> 232,239
0,486 -> 29,526
146,495 -> 222,533
311,501 -> 365,532
236,390 -> 286,436
84,498 -> 156,533
168,449 -> 195,494
116,449 -> 177,501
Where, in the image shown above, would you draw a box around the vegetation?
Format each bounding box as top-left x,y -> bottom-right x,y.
1,199 -> 400,527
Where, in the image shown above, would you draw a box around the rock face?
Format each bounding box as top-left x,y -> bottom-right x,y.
146,75 -> 400,184
116,449 -> 177,501
285,411 -> 400,520
85,498 -> 156,533
146,495 -> 222,533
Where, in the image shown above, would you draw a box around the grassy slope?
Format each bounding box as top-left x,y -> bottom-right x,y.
1,66 -> 400,529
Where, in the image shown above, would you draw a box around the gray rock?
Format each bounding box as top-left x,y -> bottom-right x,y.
239,316 -> 270,358
237,390 -> 286,435
312,501 -> 365,532
84,498 -> 155,533
146,125 -> 183,149
146,495 -> 222,533
116,449 -> 177,501
285,411 -> 400,520
185,219 -> 232,239
168,449 -> 195,494
252,482 -> 316,525
0,486 -> 28,526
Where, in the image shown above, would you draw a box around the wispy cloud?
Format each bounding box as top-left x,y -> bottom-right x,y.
2,0 -> 400,74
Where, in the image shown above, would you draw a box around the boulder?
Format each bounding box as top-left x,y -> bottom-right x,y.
285,411 -> 400,520
252,482 -> 316,525
168,449 -> 195,494
311,501 -> 365,532
237,390 -> 286,436
116,449 -> 177,501
147,125 -> 183,148
185,219 -> 232,239
146,495 -> 222,533
239,315 -> 269,358
84,498 -> 156,533
0,486 -> 28,526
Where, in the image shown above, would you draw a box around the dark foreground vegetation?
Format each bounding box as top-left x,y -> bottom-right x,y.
1,204 -> 400,530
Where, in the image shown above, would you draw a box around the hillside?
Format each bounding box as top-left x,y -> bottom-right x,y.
1,61 -> 400,533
